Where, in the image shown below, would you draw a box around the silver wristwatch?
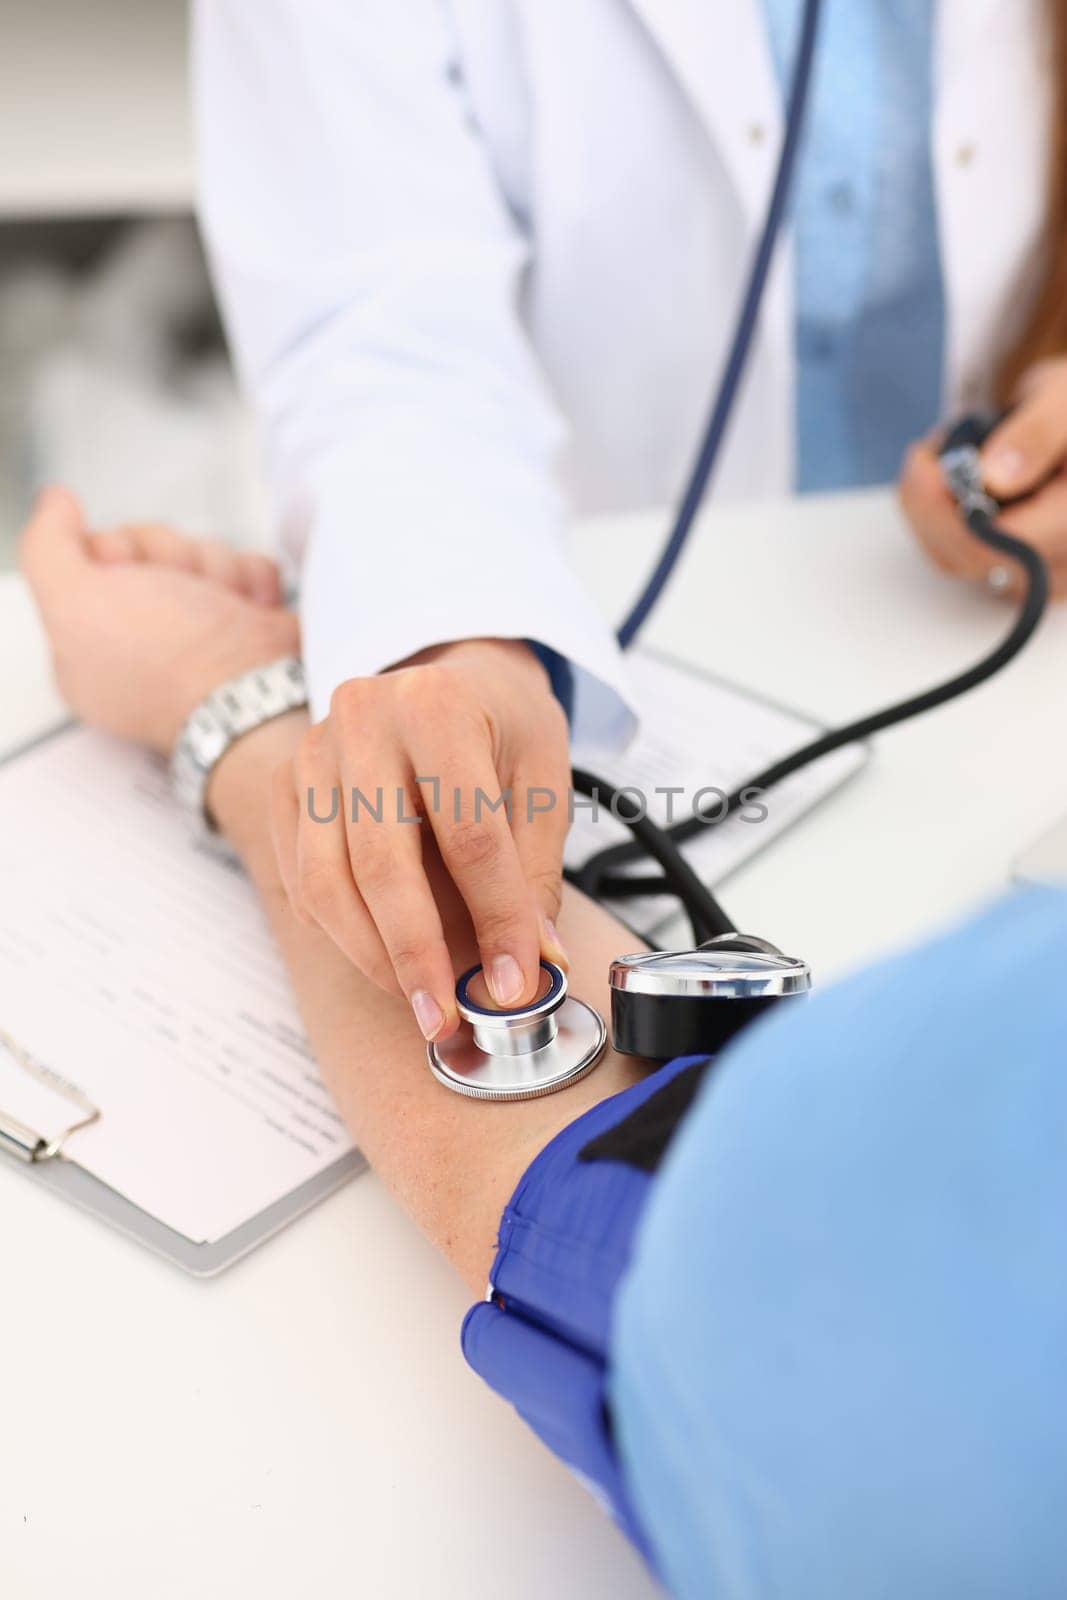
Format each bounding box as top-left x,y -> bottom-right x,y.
170,656 -> 308,837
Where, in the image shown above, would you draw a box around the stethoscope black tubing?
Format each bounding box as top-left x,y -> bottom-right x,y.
571,0 -> 821,943
570,0 -> 1050,944
568,767 -> 735,944
573,514 -> 1051,927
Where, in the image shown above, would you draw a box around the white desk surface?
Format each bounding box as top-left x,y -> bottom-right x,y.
3,488 -> 1066,1599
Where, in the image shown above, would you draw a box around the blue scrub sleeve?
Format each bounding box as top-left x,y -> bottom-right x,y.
611,887 -> 1067,1599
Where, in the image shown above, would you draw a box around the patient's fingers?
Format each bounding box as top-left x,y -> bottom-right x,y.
87,522 -> 284,605
88,523 -> 189,569
235,551 -> 283,606
188,537 -> 247,593
129,523 -> 200,571
19,486 -> 90,605
87,528 -> 140,563
189,544 -> 281,604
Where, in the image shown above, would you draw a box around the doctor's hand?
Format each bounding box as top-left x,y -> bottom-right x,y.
900,359 -> 1067,599
270,641 -> 572,1044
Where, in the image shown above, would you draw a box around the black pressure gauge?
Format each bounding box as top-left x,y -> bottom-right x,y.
609,935 -> 811,1061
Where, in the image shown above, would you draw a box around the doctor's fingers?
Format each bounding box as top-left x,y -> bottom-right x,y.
901,441 -> 1067,598
980,359 -> 1067,502
273,734 -> 442,1032
928,469 -> 1067,597
996,480 -> 1067,599
900,441 -> 1000,583
293,726 -> 458,1036
509,756 -> 574,967
272,743 -> 384,975
973,555 -> 1067,603
404,730 -> 545,1012
334,738 -> 460,1042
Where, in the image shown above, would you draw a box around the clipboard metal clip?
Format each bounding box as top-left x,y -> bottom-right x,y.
0,1027 -> 101,1164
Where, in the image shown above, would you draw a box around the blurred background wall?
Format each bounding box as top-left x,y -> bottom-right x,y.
0,0 -> 269,568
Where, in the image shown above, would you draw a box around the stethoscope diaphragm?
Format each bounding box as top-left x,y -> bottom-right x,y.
427,960 -> 607,1101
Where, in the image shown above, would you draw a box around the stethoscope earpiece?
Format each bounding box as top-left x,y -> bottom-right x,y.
428,960 -> 607,1100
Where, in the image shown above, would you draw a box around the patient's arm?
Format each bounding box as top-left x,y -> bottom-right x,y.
210,711 -> 648,1293
17,492 -> 649,1293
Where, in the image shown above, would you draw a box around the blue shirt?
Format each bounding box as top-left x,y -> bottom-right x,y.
611,887 -> 1067,1597
762,0 -> 946,490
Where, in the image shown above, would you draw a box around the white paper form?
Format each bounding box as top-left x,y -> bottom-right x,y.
567,651 -> 868,933
0,727 -> 353,1243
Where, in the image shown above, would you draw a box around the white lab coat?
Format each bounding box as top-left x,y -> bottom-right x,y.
193,0 -> 1051,745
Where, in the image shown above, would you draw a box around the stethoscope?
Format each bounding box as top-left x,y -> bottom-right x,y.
429,0 -> 1052,1100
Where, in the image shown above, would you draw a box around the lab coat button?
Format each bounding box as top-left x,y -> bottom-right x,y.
747,122 -> 767,145
955,142 -> 977,167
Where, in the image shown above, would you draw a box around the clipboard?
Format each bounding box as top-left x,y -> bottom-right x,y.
0,721 -> 366,1277
0,998 -> 365,1279
23,1146 -> 364,1278
565,646 -> 870,935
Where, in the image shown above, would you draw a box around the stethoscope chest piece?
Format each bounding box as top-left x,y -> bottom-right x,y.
609,935 -> 811,1061
428,960 -> 607,1101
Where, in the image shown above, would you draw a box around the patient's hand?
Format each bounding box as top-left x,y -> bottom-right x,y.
19,487 -> 299,752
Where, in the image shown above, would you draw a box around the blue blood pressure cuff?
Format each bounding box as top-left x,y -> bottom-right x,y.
461,1054 -> 712,1561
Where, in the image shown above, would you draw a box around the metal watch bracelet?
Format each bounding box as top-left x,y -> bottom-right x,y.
170,656 -> 308,838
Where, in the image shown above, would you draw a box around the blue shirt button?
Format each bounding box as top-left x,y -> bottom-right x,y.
799,326 -> 837,363
827,179 -> 857,215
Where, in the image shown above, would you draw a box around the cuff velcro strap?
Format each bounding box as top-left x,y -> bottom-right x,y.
578,1057 -> 712,1173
